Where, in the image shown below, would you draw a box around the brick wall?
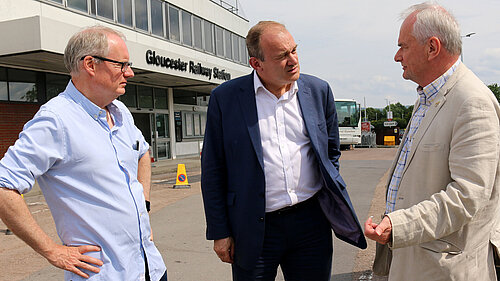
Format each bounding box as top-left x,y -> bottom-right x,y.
0,102 -> 41,157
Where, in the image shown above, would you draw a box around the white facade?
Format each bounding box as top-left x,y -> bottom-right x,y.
0,0 -> 251,159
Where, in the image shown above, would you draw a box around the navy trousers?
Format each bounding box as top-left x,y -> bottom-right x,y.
232,196 -> 333,281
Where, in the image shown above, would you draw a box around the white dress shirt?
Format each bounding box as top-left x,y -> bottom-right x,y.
254,72 -> 322,212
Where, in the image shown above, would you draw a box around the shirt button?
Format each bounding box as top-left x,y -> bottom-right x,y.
259,217 -> 264,222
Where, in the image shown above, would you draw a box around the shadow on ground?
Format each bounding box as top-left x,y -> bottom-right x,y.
333,270 -> 388,281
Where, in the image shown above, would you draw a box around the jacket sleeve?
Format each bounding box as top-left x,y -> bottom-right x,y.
201,92 -> 231,240
388,95 -> 500,248
325,84 -> 341,171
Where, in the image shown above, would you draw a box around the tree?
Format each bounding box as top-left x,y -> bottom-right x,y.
488,83 -> 500,103
383,102 -> 410,121
364,107 -> 384,121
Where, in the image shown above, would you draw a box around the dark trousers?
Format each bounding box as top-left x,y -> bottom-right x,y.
232,197 -> 333,281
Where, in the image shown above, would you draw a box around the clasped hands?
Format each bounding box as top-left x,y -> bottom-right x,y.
364,215 -> 392,245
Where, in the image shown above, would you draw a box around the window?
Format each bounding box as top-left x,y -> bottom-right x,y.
224,29 -> 232,59
184,112 -> 193,136
181,11 -> 192,46
135,0 -> 148,31
168,6 -> 180,42
90,0 -> 96,15
193,16 -> 202,49
154,88 -> 167,109
173,90 -> 196,105
67,0 -> 88,12
46,73 -> 69,100
200,114 -> 206,135
8,69 -> 38,103
215,26 -> 224,57
240,36 -> 247,64
96,0 -> 113,20
157,142 -> 169,158
203,21 -> 214,53
0,68 -> 7,101
232,33 -> 240,62
117,0 -> 133,27
48,0 -> 63,3
193,113 -> 201,135
182,111 -> 206,138
151,0 -> 164,37
155,113 -> 169,138
137,86 -> 153,108
122,84 -> 137,107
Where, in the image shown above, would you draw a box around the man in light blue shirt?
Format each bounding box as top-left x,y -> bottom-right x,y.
0,26 -> 167,281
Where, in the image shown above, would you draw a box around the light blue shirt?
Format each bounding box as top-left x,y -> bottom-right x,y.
0,81 -> 166,281
386,59 -> 461,213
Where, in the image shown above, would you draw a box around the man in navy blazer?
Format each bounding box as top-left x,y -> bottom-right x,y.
201,21 -> 366,280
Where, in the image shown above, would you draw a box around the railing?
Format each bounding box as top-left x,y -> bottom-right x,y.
210,0 -> 244,17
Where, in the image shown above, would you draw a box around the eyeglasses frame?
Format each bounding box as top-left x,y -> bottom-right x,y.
80,55 -> 133,73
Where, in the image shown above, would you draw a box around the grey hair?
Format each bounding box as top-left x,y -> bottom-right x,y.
64,26 -> 126,75
401,1 -> 462,55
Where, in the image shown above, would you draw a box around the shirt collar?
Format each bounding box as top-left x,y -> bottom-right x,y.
64,80 -> 122,126
253,71 -> 298,99
417,59 -> 461,106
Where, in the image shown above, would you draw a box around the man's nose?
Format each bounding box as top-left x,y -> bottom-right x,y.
394,50 -> 402,62
124,67 -> 134,78
288,53 -> 299,65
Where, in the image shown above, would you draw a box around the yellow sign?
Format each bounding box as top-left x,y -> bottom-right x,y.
384,135 -> 396,146
173,164 -> 191,189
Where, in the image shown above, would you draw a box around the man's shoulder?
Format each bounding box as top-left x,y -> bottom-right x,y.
449,65 -> 495,101
212,73 -> 253,95
299,73 -> 329,87
39,93 -> 74,116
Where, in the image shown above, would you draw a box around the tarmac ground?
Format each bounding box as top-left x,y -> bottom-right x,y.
0,147 -> 396,281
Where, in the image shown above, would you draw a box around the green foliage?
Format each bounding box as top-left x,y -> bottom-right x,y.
363,102 -> 413,129
488,83 -> 500,103
364,107 -> 383,121
371,117 -> 407,130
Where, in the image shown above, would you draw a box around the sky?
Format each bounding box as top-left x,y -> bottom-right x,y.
234,0 -> 500,108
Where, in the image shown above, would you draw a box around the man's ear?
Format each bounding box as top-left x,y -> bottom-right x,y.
427,37 -> 441,61
81,56 -> 97,77
249,57 -> 261,71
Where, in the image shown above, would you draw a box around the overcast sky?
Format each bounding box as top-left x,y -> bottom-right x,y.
235,0 -> 500,108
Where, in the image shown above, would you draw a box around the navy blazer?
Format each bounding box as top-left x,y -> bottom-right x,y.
201,72 -> 367,270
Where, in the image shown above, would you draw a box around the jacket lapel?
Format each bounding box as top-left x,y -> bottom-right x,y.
237,73 -> 264,170
402,64 -> 465,175
296,79 -> 319,146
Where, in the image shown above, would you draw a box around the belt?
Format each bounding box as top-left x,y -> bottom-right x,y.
267,195 -> 317,216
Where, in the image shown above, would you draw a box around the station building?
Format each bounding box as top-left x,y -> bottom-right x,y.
0,0 -> 251,160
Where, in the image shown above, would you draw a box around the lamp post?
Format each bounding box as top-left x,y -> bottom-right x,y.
461,32 -> 476,62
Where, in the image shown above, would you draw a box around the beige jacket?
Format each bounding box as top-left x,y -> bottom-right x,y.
385,63 -> 500,281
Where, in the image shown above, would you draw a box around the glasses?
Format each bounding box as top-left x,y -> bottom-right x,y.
80,55 -> 133,73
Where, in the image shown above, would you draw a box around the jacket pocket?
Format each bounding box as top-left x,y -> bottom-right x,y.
318,121 -> 327,133
420,239 -> 463,255
420,143 -> 445,152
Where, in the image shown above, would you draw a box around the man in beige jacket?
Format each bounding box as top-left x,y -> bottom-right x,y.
365,2 -> 500,280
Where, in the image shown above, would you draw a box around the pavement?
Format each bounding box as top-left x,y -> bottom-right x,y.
0,148 -> 396,281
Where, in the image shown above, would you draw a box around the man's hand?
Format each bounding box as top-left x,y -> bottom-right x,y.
214,237 -> 234,264
46,244 -> 103,279
364,216 -> 392,245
